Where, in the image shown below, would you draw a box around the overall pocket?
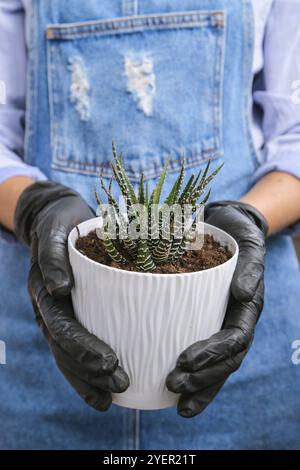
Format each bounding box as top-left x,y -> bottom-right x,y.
47,11 -> 225,181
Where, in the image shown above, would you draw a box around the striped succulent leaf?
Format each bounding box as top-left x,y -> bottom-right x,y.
172,237 -> 187,261
191,163 -> 224,203
149,160 -> 169,205
94,186 -> 102,210
178,173 -> 195,204
94,144 -> 223,272
112,142 -> 138,207
164,159 -> 185,206
169,208 -> 185,258
122,237 -> 138,257
170,237 -> 183,259
138,172 -> 145,205
137,239 -> 156,272
103,237 -> 127,264
145,181 -> 149,207
100,176 -> 118,211
152,239 -> 172,264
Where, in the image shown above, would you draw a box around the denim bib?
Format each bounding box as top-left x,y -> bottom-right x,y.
0,0 -> 299,450
25,0 -> 257,205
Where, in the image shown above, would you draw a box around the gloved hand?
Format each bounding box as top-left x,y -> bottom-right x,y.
14,181 -> 129,411
166,201 -> 268,418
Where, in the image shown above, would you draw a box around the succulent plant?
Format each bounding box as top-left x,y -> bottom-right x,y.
94,143 -> 223,272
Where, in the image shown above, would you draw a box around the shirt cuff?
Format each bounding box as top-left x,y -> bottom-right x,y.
0,165 -> 47,185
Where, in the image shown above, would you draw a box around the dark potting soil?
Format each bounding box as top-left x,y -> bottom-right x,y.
75,230 -> 232,274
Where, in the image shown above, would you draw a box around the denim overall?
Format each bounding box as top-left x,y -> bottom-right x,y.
0,0 -> 299,450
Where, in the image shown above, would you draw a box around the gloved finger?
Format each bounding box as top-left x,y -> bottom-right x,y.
36,196 -> 94,298
173,328 -> 248,373
31,232 -> 39,266
223,279 -> 264,329
57,361 -> 112,412
167,350 -> 245,394
49,338 -> 129,393
231,237 -> 265,303
29,263 -> 119,375
35,306 -> 130,393
177,378 -> 227,418
205,205 -> 265,302
38,224 -> 74,298
173,282 -> 262,376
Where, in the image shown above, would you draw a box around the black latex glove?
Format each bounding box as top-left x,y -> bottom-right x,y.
166,201 -> 268,418
14,181 -> 129,411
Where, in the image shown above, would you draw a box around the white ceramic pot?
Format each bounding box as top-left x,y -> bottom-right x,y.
68,218 -> 238,410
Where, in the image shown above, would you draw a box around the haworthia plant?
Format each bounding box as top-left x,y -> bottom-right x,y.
95,143 -> 223,272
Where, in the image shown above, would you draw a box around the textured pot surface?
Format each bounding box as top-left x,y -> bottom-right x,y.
68,218 -> 238,410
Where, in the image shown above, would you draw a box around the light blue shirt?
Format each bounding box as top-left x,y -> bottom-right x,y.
0,0 -> 300,188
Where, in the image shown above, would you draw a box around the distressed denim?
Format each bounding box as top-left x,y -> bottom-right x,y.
0,0 -> 299,450
46,11 -> 224,181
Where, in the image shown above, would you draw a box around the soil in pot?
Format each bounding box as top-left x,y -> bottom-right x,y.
75,230 -> 232,274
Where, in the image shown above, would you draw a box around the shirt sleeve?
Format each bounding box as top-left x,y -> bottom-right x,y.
252,0 -> 300,185
0,0 -> 46,185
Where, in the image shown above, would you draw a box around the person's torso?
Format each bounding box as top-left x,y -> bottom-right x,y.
2,1 -> 300,451
25,0 -> 258,206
